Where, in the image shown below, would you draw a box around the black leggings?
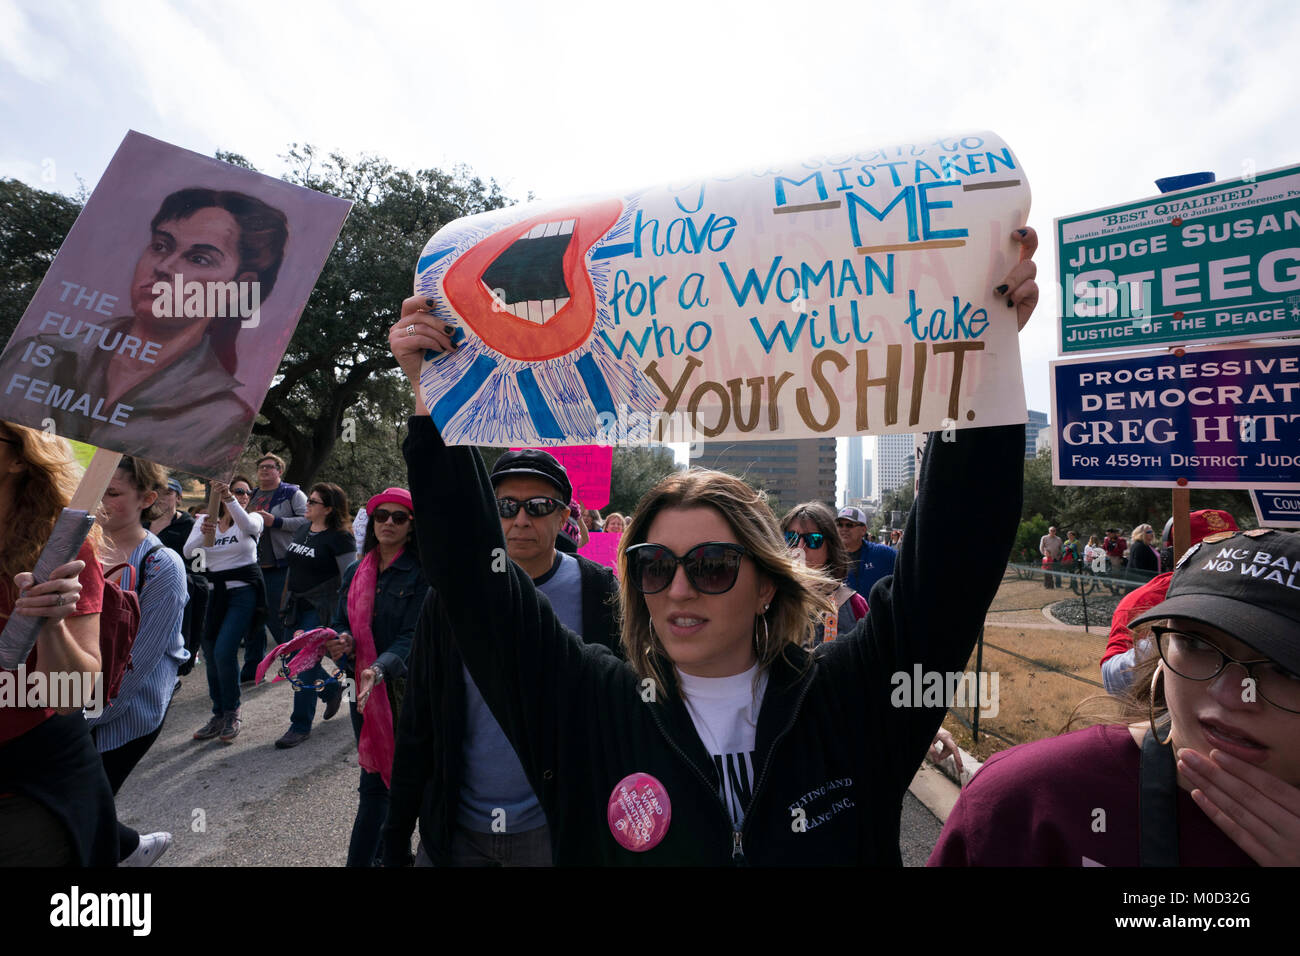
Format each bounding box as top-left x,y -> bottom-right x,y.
97,718 -> 166,860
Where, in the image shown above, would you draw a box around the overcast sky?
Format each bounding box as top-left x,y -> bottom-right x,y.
3,0 -> 1297,494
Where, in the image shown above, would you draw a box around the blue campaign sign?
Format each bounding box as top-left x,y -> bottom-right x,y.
1051,340 -> 1300,489
1250,489 -> 1300,527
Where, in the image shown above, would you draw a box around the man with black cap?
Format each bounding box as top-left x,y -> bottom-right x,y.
384,448 -> 620,867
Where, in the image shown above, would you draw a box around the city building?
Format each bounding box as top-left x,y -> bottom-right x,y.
1025,410 -> 1049,459
845,435 -> 865,506
692,437 -> 836,511
1036,427 -> 1052,456
874,433 -> 916,497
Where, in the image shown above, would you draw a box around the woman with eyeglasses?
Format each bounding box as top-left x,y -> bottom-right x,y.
931,529 -> 1300,866
274,483 -> 355,750
781,502 -> 866,645
185,476 -> 266,743
323,488 -> 428,865
384,227 -> 1039,865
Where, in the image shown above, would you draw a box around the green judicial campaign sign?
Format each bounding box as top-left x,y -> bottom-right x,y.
1057,164 -> 1300,354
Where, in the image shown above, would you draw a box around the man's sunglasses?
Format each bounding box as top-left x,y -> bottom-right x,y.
496,497 -> 566,519
371,508 -> 410,525
625,542 -> 748,595
785,531 -> 826,549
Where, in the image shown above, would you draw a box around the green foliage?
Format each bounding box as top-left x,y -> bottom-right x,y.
237,144 -> 511,484
869,483 -> 914,534
1012,514 -> 1049,564
0,178 -> 82,342
608,445 -> 679,515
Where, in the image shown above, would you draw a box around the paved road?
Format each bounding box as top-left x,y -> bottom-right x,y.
115,665 -> 365,866
116,661 -> 950,866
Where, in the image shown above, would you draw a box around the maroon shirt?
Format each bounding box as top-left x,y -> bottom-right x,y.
929,724 -> 1255,867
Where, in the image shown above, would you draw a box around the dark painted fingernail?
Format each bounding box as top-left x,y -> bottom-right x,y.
1007,297 -> 1015,308
994,284 -> 1009,295
425,298 -> 435,307
1016,228 -> 1028,237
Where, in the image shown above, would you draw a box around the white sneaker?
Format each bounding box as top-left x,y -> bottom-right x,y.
120,831 -> 172,867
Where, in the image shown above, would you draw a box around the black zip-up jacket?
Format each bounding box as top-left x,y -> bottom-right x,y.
393,416 -> 1023,865
382,540 -> 619,865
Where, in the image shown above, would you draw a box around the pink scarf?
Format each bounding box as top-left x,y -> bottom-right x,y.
348,547 -> 399,788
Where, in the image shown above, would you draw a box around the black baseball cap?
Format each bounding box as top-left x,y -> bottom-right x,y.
1130,529 -> 1300,675
490,449 -> 572,504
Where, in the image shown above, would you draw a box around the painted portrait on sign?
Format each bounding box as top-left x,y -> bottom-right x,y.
0,188 -> 287,473
0,131 -> 352,478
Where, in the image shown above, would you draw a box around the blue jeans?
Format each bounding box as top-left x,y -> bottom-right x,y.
288,605 -> 335,733
346,701 -> 389,867
246,565 -> 287,672
203,584 -> 255,715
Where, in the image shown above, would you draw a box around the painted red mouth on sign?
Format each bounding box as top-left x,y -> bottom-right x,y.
443,198 -> 623,361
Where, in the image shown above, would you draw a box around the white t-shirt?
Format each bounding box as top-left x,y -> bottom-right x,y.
677,662 -> 769,828
182,499 -> 263,586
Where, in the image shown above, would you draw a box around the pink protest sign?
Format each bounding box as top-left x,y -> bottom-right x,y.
511,444 -> 612,510
0,131 -> 352,478
578,531 -> 620,573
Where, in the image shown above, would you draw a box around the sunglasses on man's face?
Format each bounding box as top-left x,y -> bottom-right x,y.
625,542 -> 748,595
496,497 -> 566,519
785,531 -> 826,549
371,508 -> 410,525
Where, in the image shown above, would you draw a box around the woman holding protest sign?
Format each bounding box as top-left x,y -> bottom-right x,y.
781,501 -> 866,645
323,487 -> 427,866
185,476 -> 266,744
930,528 -> 1300,866
384,228 -> 1040,865
0,421 -> 115,865
88,454 -> 189,865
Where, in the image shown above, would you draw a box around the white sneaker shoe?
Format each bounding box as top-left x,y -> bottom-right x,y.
120,831 -> 172,867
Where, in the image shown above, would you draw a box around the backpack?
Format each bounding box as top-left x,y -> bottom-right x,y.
100,544 -> 164,707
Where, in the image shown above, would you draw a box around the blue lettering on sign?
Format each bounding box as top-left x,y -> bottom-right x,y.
903,291 -> 989,341
773,171 -> 828,206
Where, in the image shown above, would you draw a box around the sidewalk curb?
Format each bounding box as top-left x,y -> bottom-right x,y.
908,745 -> 982,824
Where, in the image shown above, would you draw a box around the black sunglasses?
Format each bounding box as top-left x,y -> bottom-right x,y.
496,496 -> 566,519
371,508 -> 410,525
232,489 -> 252,497
307,497 -> 326,506
785,531 -> 826,549
625,542 -> 748,595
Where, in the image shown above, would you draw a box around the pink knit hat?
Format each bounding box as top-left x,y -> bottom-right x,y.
366,487 -> 413,514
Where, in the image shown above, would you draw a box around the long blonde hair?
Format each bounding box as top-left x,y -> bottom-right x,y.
0,421 -> 94,602
1066,624 -> 1165,732
618,467 -> 836,695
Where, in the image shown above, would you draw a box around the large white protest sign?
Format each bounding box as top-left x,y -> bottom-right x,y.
415,131 -> 1031,447
0,131 -> 352,477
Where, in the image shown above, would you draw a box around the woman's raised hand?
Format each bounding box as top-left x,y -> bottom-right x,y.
389,297 -> 458,384
998,227 -> 1039,332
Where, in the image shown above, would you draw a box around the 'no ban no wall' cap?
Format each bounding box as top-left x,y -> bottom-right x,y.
1130,529 -> 1300,675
